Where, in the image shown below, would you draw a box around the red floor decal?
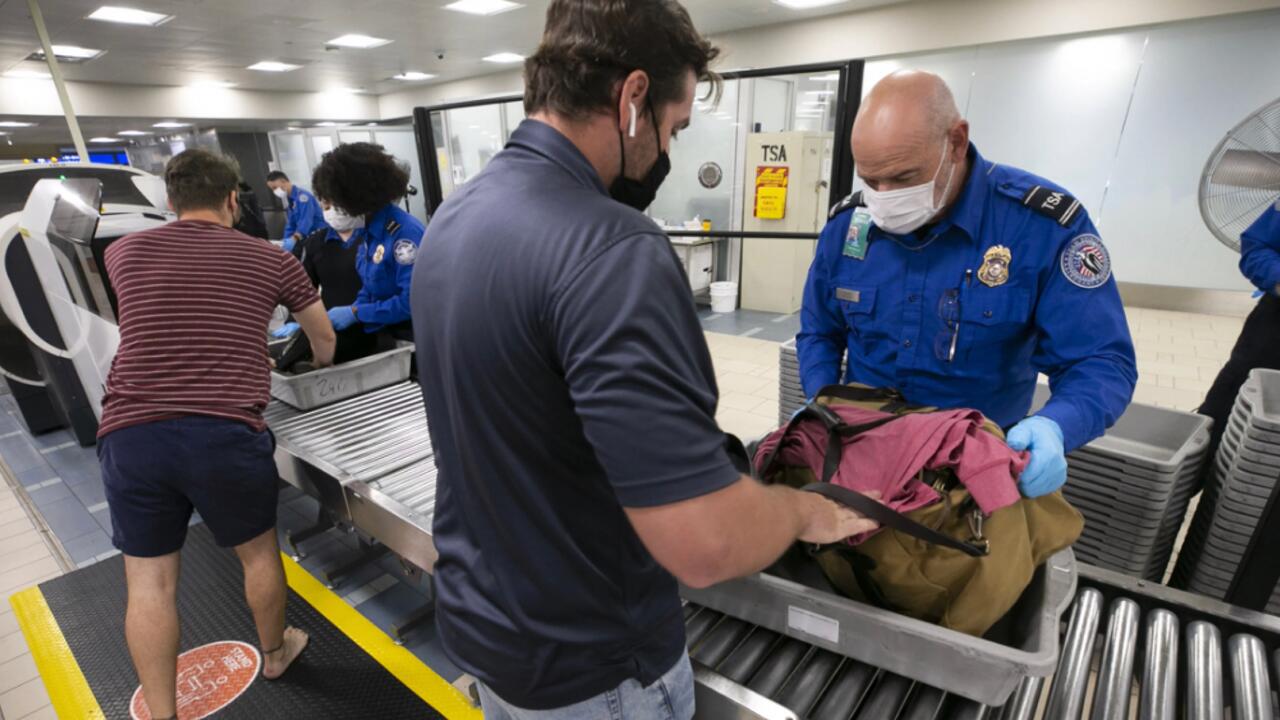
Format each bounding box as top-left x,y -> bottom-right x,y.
130,640 -> 261,720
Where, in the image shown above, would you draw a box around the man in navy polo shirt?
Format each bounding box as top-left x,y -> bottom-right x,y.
412,1 -> 876,718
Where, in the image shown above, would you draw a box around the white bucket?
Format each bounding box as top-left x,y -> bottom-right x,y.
709,282 -> 738,313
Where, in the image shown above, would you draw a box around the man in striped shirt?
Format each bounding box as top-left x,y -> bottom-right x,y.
98,149 -> 335,719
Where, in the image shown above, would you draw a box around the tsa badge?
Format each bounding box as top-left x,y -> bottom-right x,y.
372,244 -> 385,264
978,245 -> 1012,287
1061,234 -> 1111,289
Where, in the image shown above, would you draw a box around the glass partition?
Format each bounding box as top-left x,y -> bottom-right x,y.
413,63 -> 859,318
372,128 -> 429,223
270,126 -> 430,225
432,100 -> 526,200
269,132 -> 311,191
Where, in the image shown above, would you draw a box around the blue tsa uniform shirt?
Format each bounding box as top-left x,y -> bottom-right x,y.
1240,203 -> 1280,294
283,185 -> 327,240
798,144 -> 1138,452
354,203 -> 424,332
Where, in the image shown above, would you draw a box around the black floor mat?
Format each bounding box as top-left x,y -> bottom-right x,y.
38,524 -> 445,719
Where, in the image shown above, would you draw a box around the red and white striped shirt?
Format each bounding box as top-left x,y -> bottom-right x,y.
98,219 -> 320,438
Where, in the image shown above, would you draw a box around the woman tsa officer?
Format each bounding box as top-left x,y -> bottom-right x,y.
311,142 -> 425,342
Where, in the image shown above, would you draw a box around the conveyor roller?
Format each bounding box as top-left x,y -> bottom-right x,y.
688,563 -> 1280,719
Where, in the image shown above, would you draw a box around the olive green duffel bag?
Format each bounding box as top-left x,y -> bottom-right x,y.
756,384 -> 1083,637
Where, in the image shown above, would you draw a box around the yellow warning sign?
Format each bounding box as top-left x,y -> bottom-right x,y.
754,166 -> 789,220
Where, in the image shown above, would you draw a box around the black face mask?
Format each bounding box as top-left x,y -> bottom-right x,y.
610,104 -> 670,211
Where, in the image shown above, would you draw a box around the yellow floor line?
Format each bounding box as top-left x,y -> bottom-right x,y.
9,553 -> 476,720
10,586 -> 105,720
281,553 -> 481,720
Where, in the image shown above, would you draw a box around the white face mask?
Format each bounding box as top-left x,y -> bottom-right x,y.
861,140 -> 957,235
272,187 -> 288,201
323,206 -> 364,232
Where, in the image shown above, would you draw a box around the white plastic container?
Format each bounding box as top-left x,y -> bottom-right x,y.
710,282 -> 738,313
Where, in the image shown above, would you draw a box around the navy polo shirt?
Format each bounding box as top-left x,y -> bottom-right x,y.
411,119 -> 740,709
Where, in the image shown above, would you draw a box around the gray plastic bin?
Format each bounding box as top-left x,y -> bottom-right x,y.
270,344 -> 413,410
1030,385 -> 1211,582
682,549 -> 1076,707
1172,369 -> 1280,612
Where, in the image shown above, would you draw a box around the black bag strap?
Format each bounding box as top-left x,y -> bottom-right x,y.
759,395 -> 990,558
756,402 -> 899,480
800,483 -> 987,557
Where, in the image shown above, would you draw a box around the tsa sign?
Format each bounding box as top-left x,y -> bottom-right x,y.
754,166 -> 789,220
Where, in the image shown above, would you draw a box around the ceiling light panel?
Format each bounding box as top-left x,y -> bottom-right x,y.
153,121 -> 190,128
482,52 -> 524,64
326,34 -> 392,49
393,72 -> 436,81
117,130 -> 150,136
0,121 -> 36,127
248,61 -> 301,72
90,137 -> 118,142
87,6 -> 173,26
28,45 -> 106,63
774,0 -> 848,8
444,0 -> 523,16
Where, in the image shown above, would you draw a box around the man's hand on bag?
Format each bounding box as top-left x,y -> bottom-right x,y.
798,490 -> 881,544
1007,415 -> 1068,497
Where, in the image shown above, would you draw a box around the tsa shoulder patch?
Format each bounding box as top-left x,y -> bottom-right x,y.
1022,185 -> 1082,227
393,238 -> 417,266
1060,234 -> 1111,289
299,193 -> 310,203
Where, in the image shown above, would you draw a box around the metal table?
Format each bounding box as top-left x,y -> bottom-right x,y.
266,381 -> 440,572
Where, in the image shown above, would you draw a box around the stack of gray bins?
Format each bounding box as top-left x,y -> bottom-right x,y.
1172,368 -> 1280,611
1029,386 -> 1213,583
777,339 -> 845,425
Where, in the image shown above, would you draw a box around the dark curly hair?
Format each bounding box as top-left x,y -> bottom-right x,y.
311,142 -> 410,217
523,0 -> 721,121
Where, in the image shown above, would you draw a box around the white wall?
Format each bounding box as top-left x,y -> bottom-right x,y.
378,71 -> 523,121
713,0 -> 1280,70
0,78 -> 380,121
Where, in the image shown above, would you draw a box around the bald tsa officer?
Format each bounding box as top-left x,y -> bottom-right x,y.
798,70 -> 1138,497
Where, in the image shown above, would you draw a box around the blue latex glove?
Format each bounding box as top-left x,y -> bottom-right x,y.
328,305 -> 357,331
271,322 -> 299,339
1006,416 -> 1068,498
281,237 -> 296,253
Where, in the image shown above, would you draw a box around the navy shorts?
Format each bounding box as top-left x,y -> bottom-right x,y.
99,416 -> 279,557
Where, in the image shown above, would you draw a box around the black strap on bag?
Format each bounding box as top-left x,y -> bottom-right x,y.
760,391 -> 990,558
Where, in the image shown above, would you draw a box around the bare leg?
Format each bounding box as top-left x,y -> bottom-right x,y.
123,552 -> 181,719
234,528 -> 307,678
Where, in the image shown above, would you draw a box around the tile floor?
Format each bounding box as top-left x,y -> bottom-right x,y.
1,450 -> 67,720
0,301 -> 1254,719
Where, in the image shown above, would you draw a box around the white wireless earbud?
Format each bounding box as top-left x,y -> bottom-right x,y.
628,102 -> 637,139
